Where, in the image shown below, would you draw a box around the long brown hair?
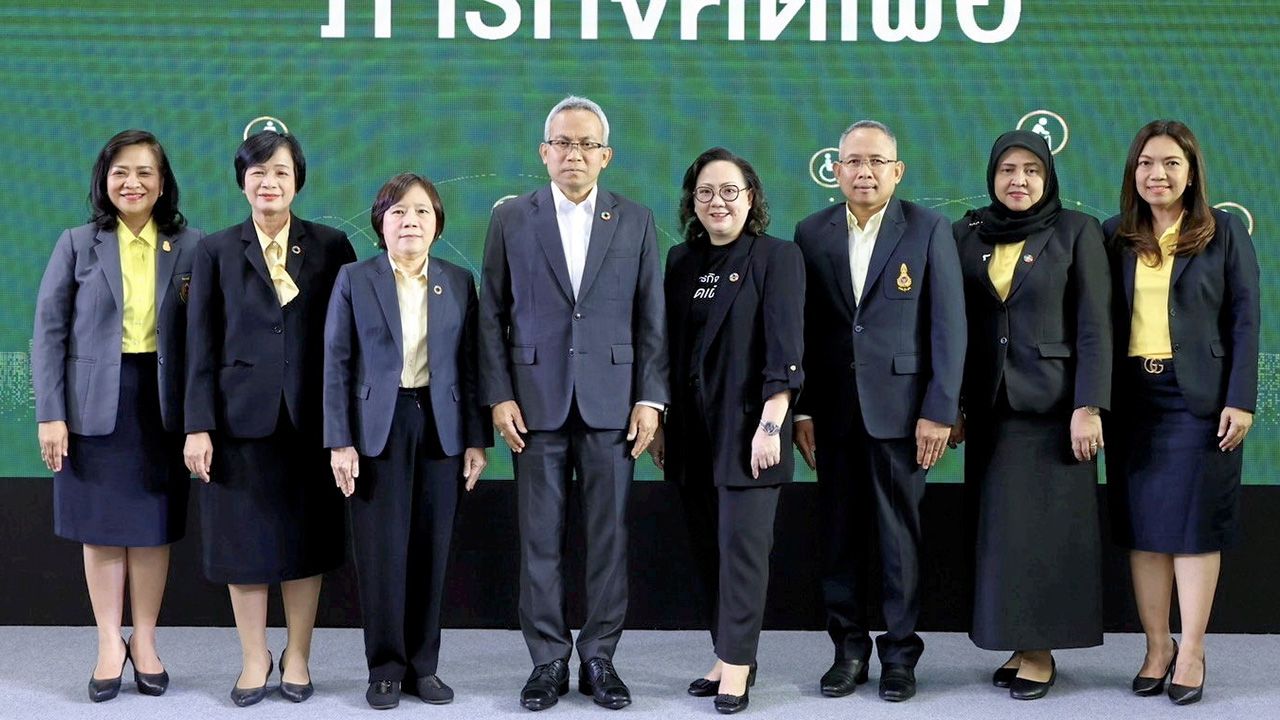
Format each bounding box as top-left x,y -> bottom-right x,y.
1115,120 -> 1215,266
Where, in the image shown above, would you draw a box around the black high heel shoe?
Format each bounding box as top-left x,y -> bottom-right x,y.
688,662 -> 757,697
1168,652 -> 1205,705
1132,638 -> 1177,696
128,635 -> 170,697
278,647 -> 315,703
88,637 -> 130,703
230,651 -> 274,707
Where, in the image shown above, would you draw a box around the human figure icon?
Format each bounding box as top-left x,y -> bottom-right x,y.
263,120 -> 279,133
1032,118 -> 1052,147
819,152 -> 837,184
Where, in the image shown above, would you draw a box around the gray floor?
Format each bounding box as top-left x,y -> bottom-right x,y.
2,628 -> 1276,720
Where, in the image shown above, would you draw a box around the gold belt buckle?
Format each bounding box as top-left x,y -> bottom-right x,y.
1142,357 -> 1165,375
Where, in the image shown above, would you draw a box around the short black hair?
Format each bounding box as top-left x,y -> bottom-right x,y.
678,147 -> 770,242
88,129 -> 186,236
234,131 -> 306,192
370,173 -> 447,249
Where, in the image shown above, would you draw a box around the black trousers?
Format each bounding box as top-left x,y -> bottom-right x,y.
679,480 -> 780,666
349,390 -> 462,682
515,402 -> 633,665
816,392 -> 926,667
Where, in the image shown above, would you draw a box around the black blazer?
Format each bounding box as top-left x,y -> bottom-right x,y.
794,198 -> 966,440
954,209 -> 1112,416
1103,208 -> 1260,417
663,233 -> 805,488
185,215 -> 356,438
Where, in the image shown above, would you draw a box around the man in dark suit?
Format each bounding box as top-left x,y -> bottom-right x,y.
793,120 -> 966,702
478,96 -> 668,711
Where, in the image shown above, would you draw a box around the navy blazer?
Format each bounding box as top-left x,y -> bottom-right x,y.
663,233 -> 805,487
1103,209 -> 1260,417
322,253 -> 490,457
33,222 -> 204,435
955,209 -> 1112,415
794,198 -> 966,440
185,216 -> 355,438
478,185 -> 669,431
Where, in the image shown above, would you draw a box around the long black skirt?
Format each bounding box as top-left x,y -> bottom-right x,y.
54,353 -> 188,547
199,403 -> 345,584
966,402 -> 1103,651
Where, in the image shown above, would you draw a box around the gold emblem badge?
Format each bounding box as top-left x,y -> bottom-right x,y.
729,272 -> 740,283
896,263 -> 912,292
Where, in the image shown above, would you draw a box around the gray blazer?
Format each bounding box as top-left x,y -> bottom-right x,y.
33,222 -> 204,435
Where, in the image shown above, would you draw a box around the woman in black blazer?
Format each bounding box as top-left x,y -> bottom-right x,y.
951,130 -> 1110,700
33,130 -> 202,701
649,147 -> 804,714
183,131 -> 356,706
1103,120 -> 1259,705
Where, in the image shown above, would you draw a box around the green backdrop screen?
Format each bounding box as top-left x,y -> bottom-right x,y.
1,1 -> 1275,482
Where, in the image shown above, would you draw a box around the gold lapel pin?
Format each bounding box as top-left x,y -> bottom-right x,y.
291,245 -> 302,255
896,263 -> 913,292
1022,253 -> 1034,263
161,240 -> 172,253
728,272 -> 740,283
433,285 -> 443,295
600,211 -> 612,221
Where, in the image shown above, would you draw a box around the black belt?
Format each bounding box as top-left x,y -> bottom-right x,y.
398,386 -> 429,397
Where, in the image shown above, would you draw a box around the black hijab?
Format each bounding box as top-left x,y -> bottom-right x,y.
962,130 -> 1061,244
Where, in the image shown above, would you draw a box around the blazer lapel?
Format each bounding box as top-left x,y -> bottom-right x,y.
92,227 -> 124,310
241,219 -> 273,291
823,208 -> 857,317
1005,226 -> 1054,300
531,186 -> 575,301
697,235 -> 757,371
284,215 -> 308,290
967,239 -> 1002,302
154,230 -> 180,306
860,199 -> 905,305
372,253 -> 404,358
426,261 -> 452,374
1122,251 -> 1137,315
577,189 -> 617,300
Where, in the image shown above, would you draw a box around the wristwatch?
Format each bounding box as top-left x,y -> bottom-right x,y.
759,420 -> 781,436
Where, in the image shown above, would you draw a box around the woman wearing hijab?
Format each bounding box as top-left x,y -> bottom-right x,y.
1103,120 -> 1258,706
951,130 -> 1111,700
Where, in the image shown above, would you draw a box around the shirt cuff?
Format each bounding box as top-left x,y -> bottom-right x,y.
793,414 -> 813,422
635,400 -> 665,412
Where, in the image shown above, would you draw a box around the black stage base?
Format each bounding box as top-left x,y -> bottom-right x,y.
4,479 -> 1278,632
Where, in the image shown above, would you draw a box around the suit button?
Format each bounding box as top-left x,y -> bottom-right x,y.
1169,308 -> 1176,317
157,357 -> 164,366
272,325 -> 282,334
569,348 -> 575,356
849,362 -> 856,370
999,337 -> 1008,345
788,364 -> 797,372
1173,343 -> 1180,352
573,312 -> 583,320
854,325 -> 864,333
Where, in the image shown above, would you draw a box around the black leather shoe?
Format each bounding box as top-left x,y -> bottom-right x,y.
1009,658 -> 1055,701
88,637 -> 130,703
820,658 -> 869,697
414,675 -> 454,704
230,652 -> 273,708
521,658 -> 570,711
367,680 -> 401,710
714,685 -> 749,714
992,652 -> 1020,688
1168,652 -> 1205,705
1133,638 -> 1177,696
579,657 -> 631,709
878,663 -> 916,702
689,663 -> 757,697
278,647 -> 314,703
127,635 -> 169,696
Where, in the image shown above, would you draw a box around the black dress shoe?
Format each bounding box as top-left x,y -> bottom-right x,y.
88,637 -> 130,703
1133,638 -> 1177,696
127,635 -> 169,696
414,675 -> 454,704
1168,652 -> 1205,705
714,685 -> 749,714
579,657 -> 631,709
689,663 -> 757,697
992,652 -> 1021,688
878,663 -> 916,702
230,652 -> 274,708
820,658 -> 869,697
1009,658 -> 1055,701
367,680 -> 401,710
277,647 -> 314,703
521,658 -> 570,711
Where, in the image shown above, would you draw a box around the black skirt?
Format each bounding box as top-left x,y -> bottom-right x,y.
54,353 -> 188,547
1107,360 -> 1241,554
966,399 -> 1103,651
199,402 -> 345,584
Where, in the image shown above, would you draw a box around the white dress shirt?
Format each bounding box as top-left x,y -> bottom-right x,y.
848,203 -> 888,305
550,182 -> 597,299
389,255 -> 430,389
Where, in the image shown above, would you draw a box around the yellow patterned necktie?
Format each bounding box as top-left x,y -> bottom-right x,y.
266,240 -> 299,306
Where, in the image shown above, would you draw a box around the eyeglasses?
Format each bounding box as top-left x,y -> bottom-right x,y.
694,185 -> 744,203
837,157 -> 899,170
544,139 -> 606,154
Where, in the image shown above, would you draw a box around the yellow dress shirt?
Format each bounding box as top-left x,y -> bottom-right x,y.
1128,217 -> 1182,359
987,240 -> 1028,302
119,219 -> 158,353
254,218 -> 299,306
391,256 -> 431,388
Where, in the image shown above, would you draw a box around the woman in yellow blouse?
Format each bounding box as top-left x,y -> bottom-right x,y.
1103,120 -> 1259,705
33,130 -> 203,701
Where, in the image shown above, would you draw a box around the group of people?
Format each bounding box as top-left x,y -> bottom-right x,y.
33,95 -> 1258,712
